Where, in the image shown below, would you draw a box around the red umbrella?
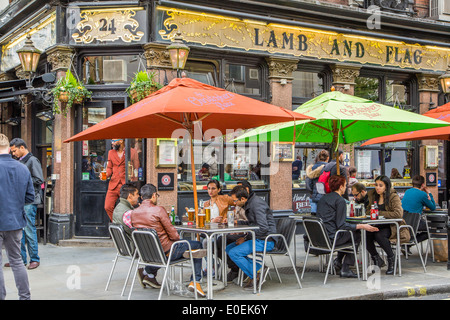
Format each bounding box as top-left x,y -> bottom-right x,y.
65,77 -> 314,221
361,102 -> 450,146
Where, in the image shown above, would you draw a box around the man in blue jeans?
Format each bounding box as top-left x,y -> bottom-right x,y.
9,138 -> 44,270
227,185 -> 277,290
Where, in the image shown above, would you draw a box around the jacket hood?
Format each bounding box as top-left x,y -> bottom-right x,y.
306,164 -> 325,179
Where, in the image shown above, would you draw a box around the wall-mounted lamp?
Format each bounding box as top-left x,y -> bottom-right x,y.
36,110 -> 54,121
439,65 -> 450,102
166,31 -> 190,78
1,117 -> 22,126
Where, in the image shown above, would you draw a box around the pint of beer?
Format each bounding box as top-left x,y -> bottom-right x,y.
101,171 -> 107,180
198,214 -> 206,228
187,209 -> 195,222
204,207 -> 211,223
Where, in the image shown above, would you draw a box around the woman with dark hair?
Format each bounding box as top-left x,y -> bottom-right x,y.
366,175 -> 410,275
317,175 -> 378,278
203,180 -> 233,223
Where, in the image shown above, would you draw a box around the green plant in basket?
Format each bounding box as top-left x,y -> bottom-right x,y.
51,70 -> 92,116
126,71 -> 162,104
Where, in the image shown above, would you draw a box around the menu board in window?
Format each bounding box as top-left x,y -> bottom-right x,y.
272,142 -> 294,162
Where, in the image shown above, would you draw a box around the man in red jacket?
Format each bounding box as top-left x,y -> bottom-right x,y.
131,184 -> 206,297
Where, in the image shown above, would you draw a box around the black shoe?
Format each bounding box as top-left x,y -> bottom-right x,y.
340,269 -> 358,278
371,255 -> 386,268
386,256 -> 395,275
333,258 -> 342,274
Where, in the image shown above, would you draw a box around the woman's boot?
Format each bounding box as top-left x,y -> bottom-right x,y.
371,254 -> 386,269
386,255 -> 395,275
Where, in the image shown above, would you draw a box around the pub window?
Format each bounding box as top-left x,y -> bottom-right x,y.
292,71 -> 324,100
184,60 -> 218,86
292,144 -> 330,188
354,76 -> 380,101
81,55 -> 140,85
224,63 -> 261,96
177,138 -> 269,191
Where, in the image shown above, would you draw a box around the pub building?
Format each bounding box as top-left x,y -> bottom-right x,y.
0,0 -> 449,243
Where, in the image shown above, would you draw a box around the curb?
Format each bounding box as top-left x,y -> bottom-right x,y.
337,283 -> 450,300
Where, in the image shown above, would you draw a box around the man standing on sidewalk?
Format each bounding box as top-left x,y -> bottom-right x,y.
0,134 -> 34,300
9,138 -> 44,270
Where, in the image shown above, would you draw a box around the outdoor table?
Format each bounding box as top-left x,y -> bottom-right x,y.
175,223 -> 259,300
346,217 -> 403,281
290,214 -> 403,280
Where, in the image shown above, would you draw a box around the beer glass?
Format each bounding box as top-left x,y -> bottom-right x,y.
188,209 -> 195,222
198,213 -> 206,228
204,207 -> 211,223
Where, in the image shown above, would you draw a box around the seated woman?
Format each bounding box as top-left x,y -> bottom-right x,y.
317,175 -> 378,278
203,180 -> 234,223
366,175 -> 410,275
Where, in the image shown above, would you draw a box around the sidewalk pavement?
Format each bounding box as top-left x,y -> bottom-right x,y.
2,236 -> 450,301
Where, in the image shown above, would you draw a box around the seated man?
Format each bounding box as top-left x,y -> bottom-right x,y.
226,185 -> 276,290
401,175 -> 436,253
112,183 -> 140,242
131,184 -> 206,297
351,182 -> 369,209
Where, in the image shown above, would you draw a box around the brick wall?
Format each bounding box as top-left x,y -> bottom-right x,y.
414,0 -> 430,18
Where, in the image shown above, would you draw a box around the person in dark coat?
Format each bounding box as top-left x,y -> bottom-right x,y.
0,134 -> 34,300
9,138 -> 44,270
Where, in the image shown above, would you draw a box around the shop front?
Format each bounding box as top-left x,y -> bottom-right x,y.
1,1 -> 448,243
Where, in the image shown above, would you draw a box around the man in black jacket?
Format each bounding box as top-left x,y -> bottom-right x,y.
9,138 -> 44,270
226,185 -> 276,290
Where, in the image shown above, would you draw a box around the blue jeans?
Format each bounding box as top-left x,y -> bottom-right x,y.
21,204 -> 40,264
310,201 -> 318,214
146,239 -> 203,282
226,239 -> 274,279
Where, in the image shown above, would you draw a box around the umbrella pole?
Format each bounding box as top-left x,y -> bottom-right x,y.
188,128 -> 199,227
332,120 -> 340,176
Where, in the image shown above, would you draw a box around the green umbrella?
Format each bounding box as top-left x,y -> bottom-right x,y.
235,91 -> 450,174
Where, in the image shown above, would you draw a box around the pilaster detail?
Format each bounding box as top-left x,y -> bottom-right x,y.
265,56 -> 299,80
142,43 -> 172,69
417,74 -> 440,92
331,64 -> 361,85
46,45 -> 75,72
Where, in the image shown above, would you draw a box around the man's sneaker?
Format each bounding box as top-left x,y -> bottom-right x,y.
143,275 -> 161,289
183,249 -> 207,259
188,281 -> 206,297
137,268 -> 147,288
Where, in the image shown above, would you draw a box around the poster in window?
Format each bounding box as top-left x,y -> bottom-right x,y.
272,142 -> 294,162
424,146 -> 438,169
156,138 -> 177,168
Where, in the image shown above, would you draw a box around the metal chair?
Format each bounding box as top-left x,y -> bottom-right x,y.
424,214 -> 448,263
105,224 -> 137,296
398,211 -> 427,272
238,218 -> 302,292
128,228 -> 198,300
301,216 -> 359,284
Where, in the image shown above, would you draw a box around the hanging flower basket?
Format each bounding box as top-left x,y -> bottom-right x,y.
126,71 -> 162,104
51,70 -> 92,116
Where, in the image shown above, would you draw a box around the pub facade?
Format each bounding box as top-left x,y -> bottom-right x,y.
0,0 -> 448,243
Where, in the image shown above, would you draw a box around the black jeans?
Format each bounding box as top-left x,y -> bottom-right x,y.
366,224 -> 394,258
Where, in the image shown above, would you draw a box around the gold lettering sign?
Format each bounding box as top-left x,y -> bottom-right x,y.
72,7 -> 145,44
157,6 -> 450,72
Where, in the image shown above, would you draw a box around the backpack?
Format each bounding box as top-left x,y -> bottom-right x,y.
316,170 -> 331,194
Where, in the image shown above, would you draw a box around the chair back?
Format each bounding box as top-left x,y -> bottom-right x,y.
109,224 -> 134,257
273,218 -> 296,253
402,211 -> 421,234
132,229 -> 167,266
302,216 -> 332,250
